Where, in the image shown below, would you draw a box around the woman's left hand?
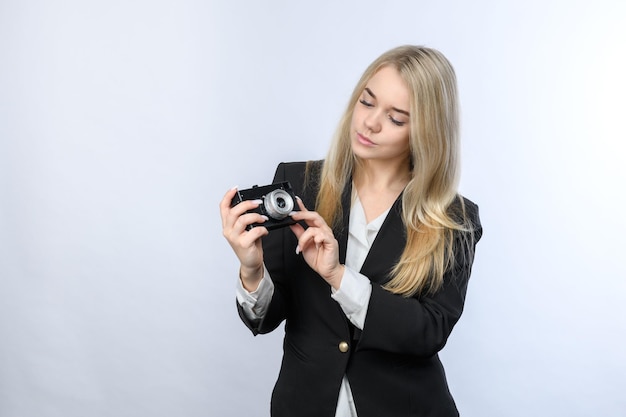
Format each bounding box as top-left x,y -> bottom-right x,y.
289,198 -> 345,290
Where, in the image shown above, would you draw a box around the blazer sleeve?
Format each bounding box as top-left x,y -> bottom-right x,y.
236,162 -> 310,335
357,199 -> 483,357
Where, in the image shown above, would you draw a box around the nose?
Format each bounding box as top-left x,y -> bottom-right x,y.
364,109 -> 382,133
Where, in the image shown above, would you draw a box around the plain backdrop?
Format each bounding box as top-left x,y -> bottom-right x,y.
1,1 -> 625,416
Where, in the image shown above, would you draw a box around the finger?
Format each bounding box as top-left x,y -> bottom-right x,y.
289,222 -> 305,240
221,187 -> 260,227
231,212 -> 269,235
230,199 -> 264,218
237,225 -> 269,247
297,227 -> 332,253
295,226 -> 316,247
223,199 -> 264,229
220,186 -> 238,205
219,187 -> 239,224
294,196 -> 308,212
290,209 -> 329,229
224,217 -> 268,251
314,233 -> 327,247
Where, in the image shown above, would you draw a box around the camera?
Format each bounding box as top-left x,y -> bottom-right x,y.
231,181 -> 299,231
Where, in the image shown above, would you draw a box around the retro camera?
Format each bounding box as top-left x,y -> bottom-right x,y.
231,181 -> 298,231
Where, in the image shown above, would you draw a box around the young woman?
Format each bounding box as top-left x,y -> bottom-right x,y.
220,45 -> 482,417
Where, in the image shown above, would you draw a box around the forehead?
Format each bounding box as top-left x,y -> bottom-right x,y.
365,66 -> 410,107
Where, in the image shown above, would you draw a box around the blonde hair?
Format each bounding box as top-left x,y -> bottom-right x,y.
313,45 -> 474,297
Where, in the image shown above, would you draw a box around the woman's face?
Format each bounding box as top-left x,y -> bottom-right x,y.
350,65 -> 411,166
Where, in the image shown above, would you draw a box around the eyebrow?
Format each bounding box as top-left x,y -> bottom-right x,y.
364,87 -> 410,117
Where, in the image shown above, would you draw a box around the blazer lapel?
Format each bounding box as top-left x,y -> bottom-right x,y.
359,195 -> 406,285
336,181 -> 352,265
335,179 -> 406,285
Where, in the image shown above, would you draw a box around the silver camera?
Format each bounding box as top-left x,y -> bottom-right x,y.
230,182 -> 298,230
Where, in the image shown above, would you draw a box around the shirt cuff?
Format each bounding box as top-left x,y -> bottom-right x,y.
235,264 -> 275,320
331,266 -> 372,329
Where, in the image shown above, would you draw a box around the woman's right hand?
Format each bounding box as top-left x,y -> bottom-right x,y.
219,187 -> 269,291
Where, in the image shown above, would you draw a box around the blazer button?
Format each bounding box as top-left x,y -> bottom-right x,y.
338,341 -> 349,353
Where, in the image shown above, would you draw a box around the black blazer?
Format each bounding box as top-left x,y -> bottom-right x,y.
237,161 -> 482,417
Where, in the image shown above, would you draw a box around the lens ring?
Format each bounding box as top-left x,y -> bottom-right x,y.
264,189 -> 294,220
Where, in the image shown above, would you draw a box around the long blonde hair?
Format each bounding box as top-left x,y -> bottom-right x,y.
314,45 -> 474,297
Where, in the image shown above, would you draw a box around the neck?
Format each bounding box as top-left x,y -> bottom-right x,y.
353,158 -> 411,193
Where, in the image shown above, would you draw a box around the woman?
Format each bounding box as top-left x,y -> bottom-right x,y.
220,45 -> 482,417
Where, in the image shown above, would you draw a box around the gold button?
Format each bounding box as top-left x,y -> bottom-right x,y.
338,341 -> 349,353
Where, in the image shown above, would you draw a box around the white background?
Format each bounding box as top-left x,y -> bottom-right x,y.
1,1 -> 625,416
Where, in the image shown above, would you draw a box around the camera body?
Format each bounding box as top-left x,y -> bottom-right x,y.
231,181 -> 299,231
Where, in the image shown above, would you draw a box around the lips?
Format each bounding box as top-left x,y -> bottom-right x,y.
356,132 -> 376,146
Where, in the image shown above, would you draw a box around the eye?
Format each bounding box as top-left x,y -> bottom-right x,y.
359,99 -> 374,107
389,115 -> 406,127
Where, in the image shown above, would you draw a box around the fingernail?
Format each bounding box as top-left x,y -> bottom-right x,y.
231,185 -> 238,190
295,196 -> 302,200
252,199 -> 263,205
289,211 -> 297,216
261,215 -> 269,221
295,245 -> 301,255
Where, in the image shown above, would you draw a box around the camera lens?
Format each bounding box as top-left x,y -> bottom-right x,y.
264,189 -> 294,220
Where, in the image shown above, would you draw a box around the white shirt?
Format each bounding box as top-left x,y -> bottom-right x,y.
236,194 -> 391,417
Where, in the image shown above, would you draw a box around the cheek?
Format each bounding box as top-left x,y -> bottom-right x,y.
349,108 -> 360,129
395,135 -> 411,156
394,132 -> 410,148
348,111 -> 361,140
